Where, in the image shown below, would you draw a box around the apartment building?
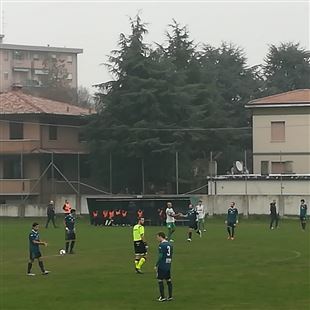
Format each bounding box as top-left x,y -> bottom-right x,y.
0,35 -> 82,92
246,89 -> 310,174
0,88 -> 95,207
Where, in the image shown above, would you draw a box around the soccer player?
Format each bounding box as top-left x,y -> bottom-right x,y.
196,200 -> 206,232
165,202 -> 178,242
64,209 -> 76,254
27,222 -> 49,276
45,200 -> 56,228
155,231 -> 173,302
299,199 -> 307,231
180,203 -> 200,242
133,217 -> 148,274
225,202 -> 238,240
269,200 -> 279,230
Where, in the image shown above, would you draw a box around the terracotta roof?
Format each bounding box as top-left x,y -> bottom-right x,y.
246,89 -> 310,107
0,91 -> 95,116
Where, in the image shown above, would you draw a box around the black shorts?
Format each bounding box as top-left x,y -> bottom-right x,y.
65,230 -> 76,241
134,240 -> 146,255
29,251 -> 41,260
189,222 -> 198,230
227,222 -> 236,227
157,268 -> 171,280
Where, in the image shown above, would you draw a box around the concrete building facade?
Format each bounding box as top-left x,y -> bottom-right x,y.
0,36 -> 82,92
246,89 -> 310,174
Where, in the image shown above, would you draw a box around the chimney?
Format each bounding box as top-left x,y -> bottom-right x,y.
0,34 -> 4,43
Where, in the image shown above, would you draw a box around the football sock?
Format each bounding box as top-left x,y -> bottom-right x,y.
227,227 -> 231,237
135,259 -> 139,268
70,241 -> 75,252
188,232 -> 192,239
231,227 -> 235,237
158,281 -> 165,298
302,223 -> 306,230
167,280 -> 173,298
65,242 -> 70,253
167,229 -> 172,240
137,257 -> 146,269
27,262 -> 32,273
38,261 -> 45,272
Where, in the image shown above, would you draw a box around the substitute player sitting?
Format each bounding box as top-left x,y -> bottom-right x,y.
133,217 -> 148,274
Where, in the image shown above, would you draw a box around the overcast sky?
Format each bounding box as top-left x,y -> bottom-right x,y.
1,0 -> 309,92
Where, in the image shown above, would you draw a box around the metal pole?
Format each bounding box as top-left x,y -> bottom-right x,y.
109,152 -> 112,194
280,151 -> 283,195
210,151 -> 213,195
141,157 -> 145,194
176,151 -> 179,195
77,152 -> 81,213
51,152 -> 55,200
244,149 -> 249,217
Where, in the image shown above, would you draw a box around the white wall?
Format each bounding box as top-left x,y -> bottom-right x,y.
0,194 -> 308,217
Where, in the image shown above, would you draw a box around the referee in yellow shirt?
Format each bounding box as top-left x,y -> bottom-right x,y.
133,217 -> 147,274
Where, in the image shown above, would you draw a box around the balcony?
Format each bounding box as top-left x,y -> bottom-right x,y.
0,179 -> 39,195
13,59 -> 32,69
0,140 -> 40,154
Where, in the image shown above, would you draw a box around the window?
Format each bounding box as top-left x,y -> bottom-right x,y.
80,156 -> 91,178
67,55 -> 73,63
49,125 -> 58,140
33,54 -> 39,60
271,121 -> 285,142
271,161 -> 294,174
67,73 -> 73,80
3,156 -> 22,179
271,162 -> 285,174
261,161 -> 269,175
13,50 -> 24,60
51,54 -> 57,59
78,132 -> 87,143
9,122 -> 23,139
3,51 -> 9,61
4,72 -> 8,80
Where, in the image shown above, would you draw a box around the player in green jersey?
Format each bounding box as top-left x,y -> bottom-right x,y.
299,199 -> 307,231
27,222 -> 49,276
155,232 -> 173,302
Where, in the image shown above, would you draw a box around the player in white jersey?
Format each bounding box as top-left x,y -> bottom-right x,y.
165,202 -> 178,242
196,200 -> 206,233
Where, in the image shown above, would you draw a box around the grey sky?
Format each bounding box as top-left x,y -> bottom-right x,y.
2,1 -> 309,92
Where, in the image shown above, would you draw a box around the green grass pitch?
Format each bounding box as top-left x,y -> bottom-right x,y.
0,217 -> 309,310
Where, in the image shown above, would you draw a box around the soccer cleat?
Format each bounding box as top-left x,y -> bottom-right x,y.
231,237 -> 235,240
187,238 -> 192,242
167,297 -> 173,301
42,271 -> 50,275
203,229 -> 207,232
227,236 -> 231,240
27,273 -> 35,276
169,239 -> 174,242
135,268 -> 143,274
157,296 -> 167,302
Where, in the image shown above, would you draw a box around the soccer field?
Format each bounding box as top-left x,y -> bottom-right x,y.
0,217 -> 309,310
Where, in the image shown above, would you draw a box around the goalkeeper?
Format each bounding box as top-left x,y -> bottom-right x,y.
133,217 -> 148,274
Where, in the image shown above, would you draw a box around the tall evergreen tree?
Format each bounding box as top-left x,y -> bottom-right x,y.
263,42 -> 310,94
